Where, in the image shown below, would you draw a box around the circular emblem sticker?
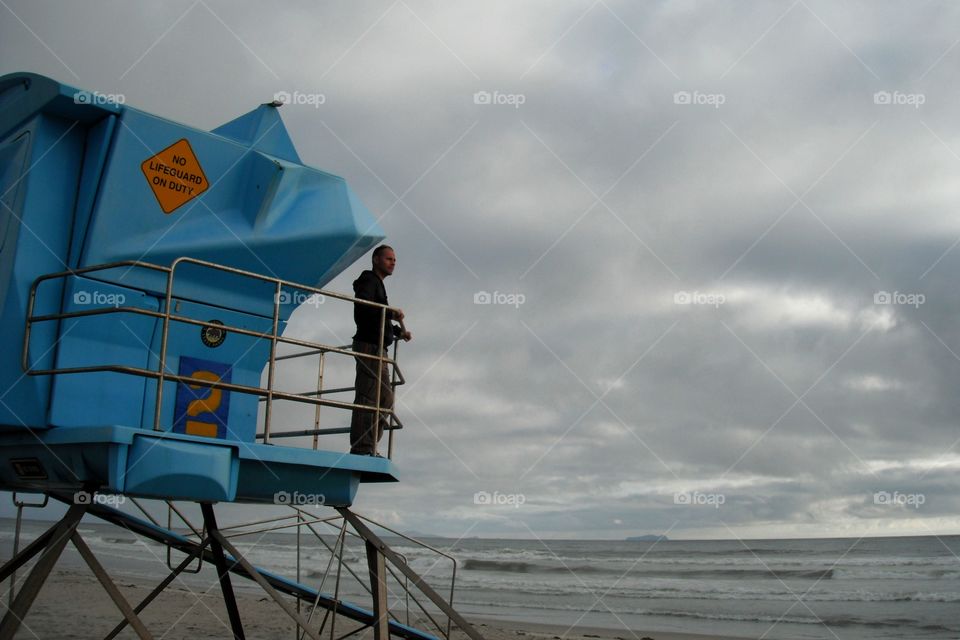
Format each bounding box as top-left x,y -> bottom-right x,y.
201,319 -> 226,348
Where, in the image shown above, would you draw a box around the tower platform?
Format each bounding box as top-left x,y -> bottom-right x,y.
0,424 -> 396,506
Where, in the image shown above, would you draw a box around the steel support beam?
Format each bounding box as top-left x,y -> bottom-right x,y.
201,503 -> 245,640
365,541 -> 389,640
71,533 -> 153,639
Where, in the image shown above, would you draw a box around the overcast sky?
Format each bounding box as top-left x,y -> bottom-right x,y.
3,0 -> 960,540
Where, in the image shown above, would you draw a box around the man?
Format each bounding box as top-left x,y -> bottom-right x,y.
350,245 -> 412,456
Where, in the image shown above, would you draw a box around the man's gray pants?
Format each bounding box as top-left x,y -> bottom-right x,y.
350,340 -> 393,455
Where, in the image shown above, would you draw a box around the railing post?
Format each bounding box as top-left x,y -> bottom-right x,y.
388,339 -> 399,460
20,282 -> 38,373
263,282 -> 283,444
372,307 -> 386,456
153,265 -> 176,430
295,510 -> 302,640
312,352 -> 325,451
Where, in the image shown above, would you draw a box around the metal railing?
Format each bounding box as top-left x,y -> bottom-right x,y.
261,338 -> 404,457
206,505 -> 460,640
22,257 -> 405,457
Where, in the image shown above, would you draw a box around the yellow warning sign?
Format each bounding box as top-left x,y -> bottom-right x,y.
140,138 -> 209,214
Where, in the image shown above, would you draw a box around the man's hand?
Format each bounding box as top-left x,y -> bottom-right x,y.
401,330 -> 412,342
393,308 -> 405,321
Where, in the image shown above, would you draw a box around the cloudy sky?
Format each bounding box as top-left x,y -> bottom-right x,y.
3,0 -> 960,540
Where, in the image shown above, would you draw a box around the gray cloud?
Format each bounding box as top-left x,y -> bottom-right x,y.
3,0 -> 960,539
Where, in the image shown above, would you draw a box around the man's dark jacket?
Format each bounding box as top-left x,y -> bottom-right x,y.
353,269 -> 400,347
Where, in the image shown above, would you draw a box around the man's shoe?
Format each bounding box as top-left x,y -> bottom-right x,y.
350,449 -> 384,458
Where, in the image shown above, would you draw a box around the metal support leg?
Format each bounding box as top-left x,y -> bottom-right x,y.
365,541 -> 390,640
0,504 -> 86,640
71,533 -> 153,639
201,503 -> 245,640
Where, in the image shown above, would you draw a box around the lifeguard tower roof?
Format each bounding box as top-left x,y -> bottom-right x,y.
0,72 -> 403,506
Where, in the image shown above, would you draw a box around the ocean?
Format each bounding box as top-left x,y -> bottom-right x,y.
1,518 -> 958,639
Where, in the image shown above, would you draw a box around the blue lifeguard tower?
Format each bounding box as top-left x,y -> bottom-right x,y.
0,72 -> 482,640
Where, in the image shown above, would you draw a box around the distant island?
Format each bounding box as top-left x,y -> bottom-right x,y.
626,534 -> 670,541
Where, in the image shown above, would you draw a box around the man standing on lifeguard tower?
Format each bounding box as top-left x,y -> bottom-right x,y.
350,246 -> 412,456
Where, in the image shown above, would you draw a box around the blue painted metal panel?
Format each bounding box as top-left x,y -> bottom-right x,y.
123,434 -> 237,501
66,114 -> 117,268
48,276 -> 157,429
0,73 -> 121,141
79,106 -> 383,319
235,458 -> 360,506
0,130 -> 30,256
0,114 -> 86,429
212,103 -> 301,162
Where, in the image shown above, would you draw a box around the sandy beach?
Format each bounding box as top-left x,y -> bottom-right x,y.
5,569 -> 750,640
